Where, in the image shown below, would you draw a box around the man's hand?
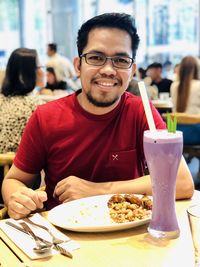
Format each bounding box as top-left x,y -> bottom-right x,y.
7,187 -> 47,219
53,176 -> 96,203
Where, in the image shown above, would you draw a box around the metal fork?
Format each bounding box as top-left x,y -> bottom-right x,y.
20,222 -> 52,254
55,244 -> 73,258
23,217 -> 64,245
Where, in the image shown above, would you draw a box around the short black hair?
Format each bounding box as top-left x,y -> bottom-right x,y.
1,48 -> 37,96
77,13 -> 140,59
147,62 -> 163,70
46,67 -> 56,75
48,43 -> 57,52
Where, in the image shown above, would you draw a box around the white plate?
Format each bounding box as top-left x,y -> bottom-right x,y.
47,194 -> 151,232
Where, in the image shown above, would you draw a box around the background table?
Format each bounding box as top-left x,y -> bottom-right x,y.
152,99 -> 173,114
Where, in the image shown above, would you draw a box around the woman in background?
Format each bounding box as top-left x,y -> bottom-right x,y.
170,56 -> 200,114
170,56 -> 200,147
0,48 -> 45,153
0,48 -> 45,203
45,67 -> 67,91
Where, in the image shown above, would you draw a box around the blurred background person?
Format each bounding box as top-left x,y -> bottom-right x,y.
137,67 -> 147,80
46,43 -> 80,91
172,63 -> 180,81
170,56 -> 200,114
46,67 -> 67,91
0,47 -> 45,203
41,67 -> 75,96
146,62 -> 172,97
127,66 -> 158,99
0,48 -> 45,153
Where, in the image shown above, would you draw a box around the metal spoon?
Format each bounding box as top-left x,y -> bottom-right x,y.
23,217 -> 64,245
20,222 -> 52,254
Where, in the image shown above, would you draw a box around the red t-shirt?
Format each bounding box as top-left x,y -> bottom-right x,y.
14,90 -> 166,209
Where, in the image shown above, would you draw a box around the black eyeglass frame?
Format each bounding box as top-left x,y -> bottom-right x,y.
80,53 -> 134,69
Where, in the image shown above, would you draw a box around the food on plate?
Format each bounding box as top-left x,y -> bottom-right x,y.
107,194 -> 152,223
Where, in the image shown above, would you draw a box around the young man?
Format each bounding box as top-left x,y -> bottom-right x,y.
146,62 -> 173,95
2,13 -> 194,219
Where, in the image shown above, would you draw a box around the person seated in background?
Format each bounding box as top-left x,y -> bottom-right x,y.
170,56 -> 200,147
46,43 -> 80,91
46,67 -> 67,91
126,77 -> 140,96
170,56 -> 200,115
0,48 -> 45,153
172,63 -> 180,81
0,48 -> 45,203
137,67 -> 147,80
2,13 -> 194,219
146,62 -> 173,96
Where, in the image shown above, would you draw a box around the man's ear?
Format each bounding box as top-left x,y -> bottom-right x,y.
73,57 -> 81,77
131,63 -> 137,78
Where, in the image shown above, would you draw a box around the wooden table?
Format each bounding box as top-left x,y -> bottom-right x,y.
0,191 -> 200,267
152,99 -> 173,114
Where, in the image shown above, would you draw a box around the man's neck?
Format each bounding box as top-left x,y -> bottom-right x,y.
154,77 -> 162,83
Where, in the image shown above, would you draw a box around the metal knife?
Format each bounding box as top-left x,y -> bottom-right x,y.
5,221 -> 53,246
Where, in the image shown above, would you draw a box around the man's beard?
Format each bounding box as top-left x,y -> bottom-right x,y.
86,91 -> 119,107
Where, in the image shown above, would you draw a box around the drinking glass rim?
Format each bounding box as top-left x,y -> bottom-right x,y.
187,204 -> 200,218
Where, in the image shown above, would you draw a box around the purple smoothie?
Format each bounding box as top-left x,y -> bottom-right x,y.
143,130 -> 183,238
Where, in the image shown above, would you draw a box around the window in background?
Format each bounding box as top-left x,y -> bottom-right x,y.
47,0 -> 79,61
0,0 -> 47,69
80,0 -> 199,69
0,0 -> 199,71
0,0 -> 19,68
21,0 -> 47,64
137,0 -> 199,68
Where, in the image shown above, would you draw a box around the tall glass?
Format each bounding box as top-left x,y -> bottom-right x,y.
143,130 -> 183,239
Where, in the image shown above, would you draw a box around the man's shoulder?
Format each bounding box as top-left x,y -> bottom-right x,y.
37,93 -> 75,114
162,78 -> 173,85
56,53 -> 72,64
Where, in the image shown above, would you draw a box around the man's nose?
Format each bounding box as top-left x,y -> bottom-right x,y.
99,58 -> 117,75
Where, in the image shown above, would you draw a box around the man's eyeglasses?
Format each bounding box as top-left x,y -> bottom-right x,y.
80,53 -> 134,69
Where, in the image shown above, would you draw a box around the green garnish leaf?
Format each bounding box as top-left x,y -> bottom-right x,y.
167,113 -> 177,133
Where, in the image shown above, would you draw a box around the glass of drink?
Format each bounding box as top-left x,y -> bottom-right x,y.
187,205 -> 200,266
143,129 -> 183,239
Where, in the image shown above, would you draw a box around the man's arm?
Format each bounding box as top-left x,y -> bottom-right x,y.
54,157 -> 194,203
3,157 -> 194,219
1,164 -> 47,219
107,157 -> 194,199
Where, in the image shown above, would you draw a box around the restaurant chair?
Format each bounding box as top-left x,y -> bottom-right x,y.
162,112 -> 200,180
0,152 -> 15,177
0,70 -> 5,88
0,152 -> 16,209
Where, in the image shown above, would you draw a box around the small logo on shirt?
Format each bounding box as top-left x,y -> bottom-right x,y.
112,154 -> 118,161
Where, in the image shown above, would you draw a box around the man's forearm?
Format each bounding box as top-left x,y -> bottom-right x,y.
94,175 -> 152,196
2,178 -> 27,206
95,168 -> 194,200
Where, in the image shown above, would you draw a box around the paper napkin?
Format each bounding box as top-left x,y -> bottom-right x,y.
0,213 -> 79,259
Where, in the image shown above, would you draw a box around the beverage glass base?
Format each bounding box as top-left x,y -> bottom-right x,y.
148,226 -> 180,239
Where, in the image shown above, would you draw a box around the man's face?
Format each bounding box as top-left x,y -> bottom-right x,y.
74,27 -> 136,113
146,67 -> 161,81
47,71 -> 56,84
47,47 -> 53,57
